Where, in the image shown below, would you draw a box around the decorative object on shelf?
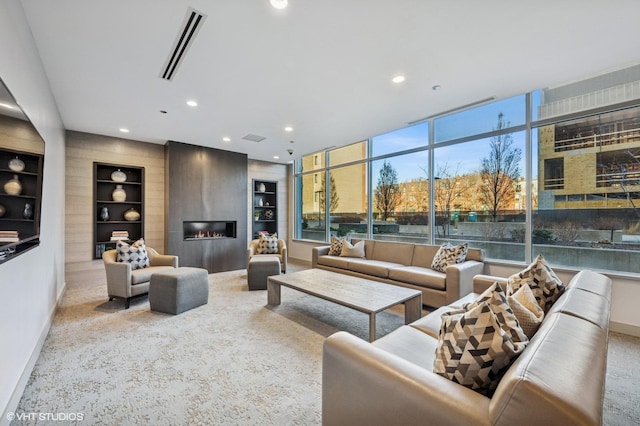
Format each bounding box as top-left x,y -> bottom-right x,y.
265,201 -> 270,206
100,207 -> 110,221
124,208 -> 140,222
4,175 -> 22,195
254,211 -> 261,221
264,209 -> 274,220
111,169 -> 127,182
23,203 -> 33,219
8,156 -> 25,172
112,184 -> 127,202
258,197 -> 264,206
0,204 -> 5,217
258,182 -> 266,192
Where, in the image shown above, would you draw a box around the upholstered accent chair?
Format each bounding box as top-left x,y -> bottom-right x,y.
247,238 -> 287,273
103,247 -> 178,309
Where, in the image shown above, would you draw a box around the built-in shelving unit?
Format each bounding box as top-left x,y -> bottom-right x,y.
93,162 -> 144,259
252,179 -> 277,239
0,148 -> 43,263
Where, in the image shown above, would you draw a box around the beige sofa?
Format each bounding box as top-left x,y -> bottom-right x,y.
312,239 -> 485,307
322,269 -> 612,426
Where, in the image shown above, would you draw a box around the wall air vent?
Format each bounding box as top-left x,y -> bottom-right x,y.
160,7 -> 207,81
242,134 -> 267,143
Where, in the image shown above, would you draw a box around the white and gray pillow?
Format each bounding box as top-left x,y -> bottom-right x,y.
116,238 -> 149,270
340,240 -> 365,258
431,242 -> 468,273
258,234 -> 279,254
507,284 -> 545,339
507,254 -> 565,312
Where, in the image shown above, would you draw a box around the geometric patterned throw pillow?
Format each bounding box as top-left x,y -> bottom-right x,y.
329,236 -> 345,256
257,233 -> 279,254
116,238 -> 149,270
434,301 -> 527,396
431,242 -> 468,273
507,284 -> 545,339
463,281 -> 529,345
507,254 -> 565,313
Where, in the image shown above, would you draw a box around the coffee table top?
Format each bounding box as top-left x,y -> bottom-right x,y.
268,268 -> 422,315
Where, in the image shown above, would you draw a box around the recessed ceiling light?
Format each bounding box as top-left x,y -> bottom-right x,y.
270,0 -> 288,9
273,155 -> 280,159
0,103 -> 15,110
222,137 -> 231,142
284,126 -> 293,132
392,75 -> 405,84
119,128 -> 130,133
186,100 -> 198,107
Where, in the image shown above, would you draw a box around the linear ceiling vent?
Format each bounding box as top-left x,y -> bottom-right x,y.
242,134 -> 267,143
160,7 -> 207,81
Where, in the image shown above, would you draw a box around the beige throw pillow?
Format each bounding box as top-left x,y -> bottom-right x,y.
340,240 -> 365,258
507,284 -> 544,339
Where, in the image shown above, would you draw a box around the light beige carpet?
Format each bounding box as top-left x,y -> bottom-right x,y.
13,264 -> 640,425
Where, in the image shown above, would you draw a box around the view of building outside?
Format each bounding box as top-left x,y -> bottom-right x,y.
294,64 -> 640,273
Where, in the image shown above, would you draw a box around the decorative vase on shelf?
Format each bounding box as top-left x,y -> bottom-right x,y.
112,184 -> 126,202
258,182 -> 266,192
9,156 -> 25,172
111,169 -> 127,183
4,175 -> 22,195
124,208 -> 140,222
100,207 -> 110,221
258,198 -> 264,206
0,204 -> 5,217
23,203 -> 33,219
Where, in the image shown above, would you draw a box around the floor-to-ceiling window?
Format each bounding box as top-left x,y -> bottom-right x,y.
294,64 -> 640,274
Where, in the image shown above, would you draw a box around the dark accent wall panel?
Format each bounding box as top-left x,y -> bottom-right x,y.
165,141 -> 248,272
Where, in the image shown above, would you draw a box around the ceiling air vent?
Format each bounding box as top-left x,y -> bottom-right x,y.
242,134 -> 267,143
160,7 -> 207,81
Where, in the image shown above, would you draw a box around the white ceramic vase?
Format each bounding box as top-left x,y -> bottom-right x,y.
112,184 -> 127,202
8,156 -> 25,172
111,169 -> 127,182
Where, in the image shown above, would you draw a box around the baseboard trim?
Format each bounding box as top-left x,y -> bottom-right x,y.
610,321 -> 640,338
1,281 -> 67,426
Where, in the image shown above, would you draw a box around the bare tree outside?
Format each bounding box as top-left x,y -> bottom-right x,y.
374,161 -> 401,221
478,113 -> 522,221
319,172 -> 339,216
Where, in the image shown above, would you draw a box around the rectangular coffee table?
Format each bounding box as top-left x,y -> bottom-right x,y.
267,269 -> 422,342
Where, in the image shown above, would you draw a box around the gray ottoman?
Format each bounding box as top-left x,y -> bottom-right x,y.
247,257 -> 281,290
149,267 -> 209,314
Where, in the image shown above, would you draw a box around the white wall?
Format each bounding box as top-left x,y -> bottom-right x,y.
0,0 -> 66,422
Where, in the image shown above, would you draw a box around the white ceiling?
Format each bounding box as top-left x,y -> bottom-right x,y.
18,0 -> 640,164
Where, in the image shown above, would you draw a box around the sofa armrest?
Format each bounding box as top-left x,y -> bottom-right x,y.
104,261 -> 132,298
312,245 -> 330,268
473,274 -> 508,293
444,260 -> 485,304
323,331 -> 489,426
151,254 -> 178,268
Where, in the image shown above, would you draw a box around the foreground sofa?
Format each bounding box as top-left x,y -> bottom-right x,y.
312,239 -> 485,307
323,270 -> 612,426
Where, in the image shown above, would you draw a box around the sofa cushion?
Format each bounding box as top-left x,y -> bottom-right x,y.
388,266 -> 446,290
370,241 -> 414,265
507,254 -> 565,312
434,302 -> 526,396
348,259 -> 402,279
316,255 -> 351,270
131,265 -> 174,285
372,325 -> 438,370
340,240 -> 365,258
410,244 -> 440,268
116,238 -> 149,270
329,236 -> 345,256
410,305 -> 459,338
507,284 -> 544,339
431,242 -> 468,273
463,282 -> 528,345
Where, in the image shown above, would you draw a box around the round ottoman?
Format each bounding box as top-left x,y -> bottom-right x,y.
149,267 -> 209,314
247,257 -> 281,290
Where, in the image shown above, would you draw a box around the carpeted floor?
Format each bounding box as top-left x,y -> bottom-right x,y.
12,262 -> 640,425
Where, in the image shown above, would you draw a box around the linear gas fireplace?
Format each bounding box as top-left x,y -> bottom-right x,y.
183,221 -> 237,240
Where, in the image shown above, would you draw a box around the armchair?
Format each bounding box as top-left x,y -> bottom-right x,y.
247,238 -> 287,273
103,247 -> 178,309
